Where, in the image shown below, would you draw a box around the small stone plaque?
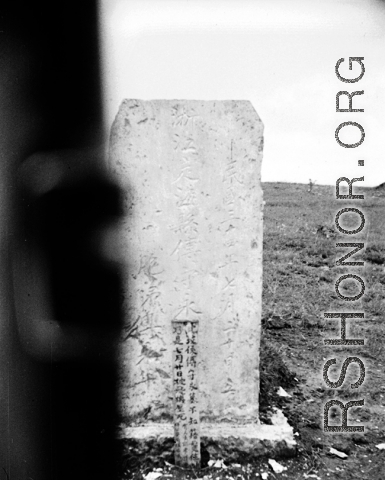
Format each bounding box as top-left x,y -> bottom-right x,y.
172,320 -> 200,468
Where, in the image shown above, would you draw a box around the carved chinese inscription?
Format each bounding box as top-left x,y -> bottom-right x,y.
110,100 -> 264,424
172,320 -> 200,468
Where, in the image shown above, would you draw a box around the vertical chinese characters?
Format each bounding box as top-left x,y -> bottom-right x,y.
172,320 -> 200,468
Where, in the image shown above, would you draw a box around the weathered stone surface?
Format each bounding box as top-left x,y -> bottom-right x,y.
109,100 -> 264,424
118,409 -> 297,463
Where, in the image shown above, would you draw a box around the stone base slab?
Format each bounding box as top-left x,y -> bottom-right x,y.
119,409 -> 296,463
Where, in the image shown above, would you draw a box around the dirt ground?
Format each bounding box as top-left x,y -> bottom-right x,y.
120,182 -> 385,479
257,181 -> 385,479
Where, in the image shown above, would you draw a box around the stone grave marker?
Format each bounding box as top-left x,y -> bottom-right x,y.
110,100 -> 293,461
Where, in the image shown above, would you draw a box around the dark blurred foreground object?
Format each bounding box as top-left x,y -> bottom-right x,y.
13,153 -> 124,479
0,2 -> 124,479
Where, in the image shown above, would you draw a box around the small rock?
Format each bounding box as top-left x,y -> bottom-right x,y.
261,473 -> 268,480
144,472 -> 163,480
329,447 -> 348,459
209,459 -> 227,469
268,459 -> 287,474
376,443 -> 385,450
332,441 -> 351,454
277,387 -> 291,398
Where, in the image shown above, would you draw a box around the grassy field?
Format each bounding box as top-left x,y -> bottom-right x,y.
121,181 -> 385,480
259,181 -> 385,479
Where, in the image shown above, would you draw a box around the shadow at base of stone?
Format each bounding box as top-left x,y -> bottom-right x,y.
118,410 -> 297,476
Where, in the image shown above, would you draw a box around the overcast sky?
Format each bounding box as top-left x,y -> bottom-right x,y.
99,0 -> 385,186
